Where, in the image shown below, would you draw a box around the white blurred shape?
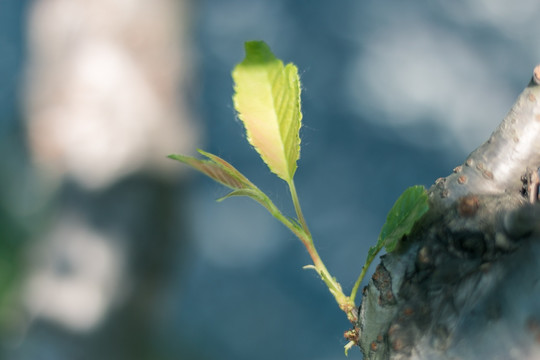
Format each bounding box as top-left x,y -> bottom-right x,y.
25,0 -> 198,189
24,215 -> 126,332
348,22 -> 514,150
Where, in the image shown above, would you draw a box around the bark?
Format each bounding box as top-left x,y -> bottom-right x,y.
357,65 -> 540,360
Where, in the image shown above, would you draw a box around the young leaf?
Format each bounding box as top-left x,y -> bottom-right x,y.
232,41 -> 302,183
379,185 -> 429,252
196,149 -> 254,187
168,151 -> 253,190
350,185 -> 429,302
168,151 -> 281,220
216,188 -> 276,215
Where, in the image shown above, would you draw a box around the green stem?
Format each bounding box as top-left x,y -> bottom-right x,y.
350,261 -> 370,304
255,183 -> 357,321
288,179 -> 311,238
350,270 -> 366,304
350,246 -> 380,303
286,179 -> 357,318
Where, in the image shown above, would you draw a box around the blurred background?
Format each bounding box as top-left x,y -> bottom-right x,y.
1,0 -> 539,359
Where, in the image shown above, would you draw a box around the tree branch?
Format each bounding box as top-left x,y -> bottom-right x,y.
357,65 -> 540,359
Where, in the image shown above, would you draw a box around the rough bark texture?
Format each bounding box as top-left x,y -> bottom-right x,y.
358,65 -> 540,359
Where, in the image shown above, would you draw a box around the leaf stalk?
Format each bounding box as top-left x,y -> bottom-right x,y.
286,179 -> 357,322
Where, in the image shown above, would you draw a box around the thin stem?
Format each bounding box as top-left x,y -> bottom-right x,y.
350,246 -> 380,303
286,179 -> 357,319
256,181 -> 357,322
350,261 -> 370,303
288,179 -> 311,238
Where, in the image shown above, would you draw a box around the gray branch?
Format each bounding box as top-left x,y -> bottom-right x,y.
357,65 -> 540,359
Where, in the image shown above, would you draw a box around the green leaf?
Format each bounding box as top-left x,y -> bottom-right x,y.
232,40 -> 302,183
169,150 -> 297,240
168,151 -> 254,190
168,150 -> 285,214
379,185 -> 429,252
350,185 -> 429,302
196,149 -> 254,187
217,189 -> 261,202
217,188 -> 275,213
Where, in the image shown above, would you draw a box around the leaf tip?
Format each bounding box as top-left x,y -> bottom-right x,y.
167,154 -> 184,161
196,149 -> 211,158
242,40 -> 276,64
